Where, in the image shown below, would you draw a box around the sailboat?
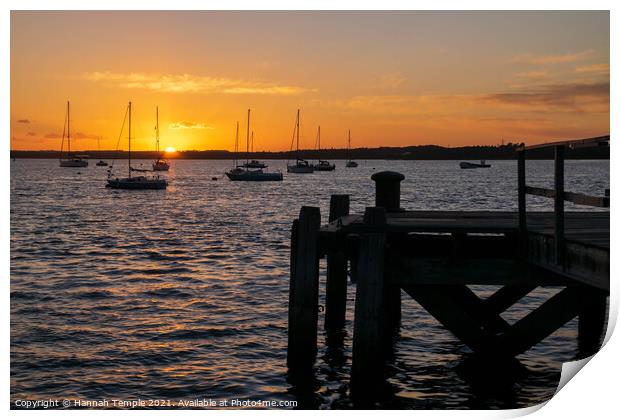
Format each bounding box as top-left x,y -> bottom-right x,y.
242,131 -> 267,169
312,126 -> 335,171
226,109 -> 283,181
345,129 -> 358,168
287,109 -> 313,173
106,102 -> 168,190
152,107 -> 170,171
95,137 -> 108,166
59,101 -> 89,167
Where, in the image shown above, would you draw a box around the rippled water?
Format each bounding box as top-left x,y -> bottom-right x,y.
10,159 -> 609,409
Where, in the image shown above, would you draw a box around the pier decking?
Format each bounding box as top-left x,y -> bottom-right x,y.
287,137 -> 609,403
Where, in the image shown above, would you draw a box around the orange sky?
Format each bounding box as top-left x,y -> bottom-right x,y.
10,11 -> 609,151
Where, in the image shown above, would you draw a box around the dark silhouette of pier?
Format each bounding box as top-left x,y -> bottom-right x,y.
287,137 -> 609,406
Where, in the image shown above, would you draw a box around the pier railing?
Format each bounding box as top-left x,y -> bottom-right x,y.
516,135 -> 610,265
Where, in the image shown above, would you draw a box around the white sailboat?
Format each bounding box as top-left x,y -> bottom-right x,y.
106,102 -> 168,190
287,109 -> 313,173
226,109 -> 283,181
312,126 -> 335,171
95,137 -> 108,166
59,101 -> 88,167
152,106 -> 170,171
345,129 -> 358,168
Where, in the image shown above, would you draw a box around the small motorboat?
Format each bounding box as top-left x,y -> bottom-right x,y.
460,160 -> 491,169
60,156 -> 89,167
96,160 -> 108,167
346,161 -> 358,168
152,158 -> 170,171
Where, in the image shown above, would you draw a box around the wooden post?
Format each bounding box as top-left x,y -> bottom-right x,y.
371,171 -> 405,212
351,232 -> 387,398
287,206 -> 321,371
554,145 -> 565,265
351,207 -> 388,399
578,290 -> 608,357
325,195 -> 350,331
517,150 -> 527,259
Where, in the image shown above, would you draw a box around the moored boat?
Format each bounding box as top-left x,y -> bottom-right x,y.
311,126 -> 335,171
287,109 -> 314,174
345,129 -> 358,168
59,101 -> 89,167
460,160 -> 491,169
106,102 -> 168,190
152,107 -> 170,171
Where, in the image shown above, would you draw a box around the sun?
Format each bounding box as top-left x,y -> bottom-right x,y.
164,146 -> 176,153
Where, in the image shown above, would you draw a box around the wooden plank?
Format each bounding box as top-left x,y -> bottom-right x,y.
444,285 -> 511,333
578,290 -> 608,357
518,135 -> 609,151
287,206 -> 321,371
524,186 -> 609,208
389,257 -> 568,287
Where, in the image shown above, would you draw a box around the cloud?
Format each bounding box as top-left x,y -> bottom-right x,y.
575,63 -> 609,75
44,132 -> 62,139
75,132 -> 102,140
83,71 -> 312,96
510,50 -> 595,65
515,71 -> 548,80
26,132 -> 36,136
16,119 -> 30,124
169,121 -> 214,130
377,72 -> 406,88
479,81 -> 609,112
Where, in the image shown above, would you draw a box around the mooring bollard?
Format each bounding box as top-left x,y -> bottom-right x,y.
325,195 -> 350,332
287,206 -> 321,372
371,171 -> 405,212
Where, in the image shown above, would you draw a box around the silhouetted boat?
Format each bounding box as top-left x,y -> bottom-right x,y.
345,129 -> 358,168
460,160 -> 491,169
106,102 -> 167,190
242,132 -> 268,168
152,107 -> 170,171
59,101 -> 88,167
287,109 -> 314,173
312,126 -> 335,171
95,137 -> 108,166
226,109 -> 283,181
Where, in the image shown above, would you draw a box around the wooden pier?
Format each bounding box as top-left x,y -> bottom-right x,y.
287,137 -> 609,402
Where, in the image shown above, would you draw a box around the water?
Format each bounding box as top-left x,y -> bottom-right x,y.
10,159 -> 609,409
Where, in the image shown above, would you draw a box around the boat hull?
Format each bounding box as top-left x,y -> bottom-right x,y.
460,162 -> 491,169
60,159 -> 88,167
313,162 -> 336,171
152,163 -> 170,171
226,171 -> 283,181
106,176 -> 168,190
287,165 -> 314,173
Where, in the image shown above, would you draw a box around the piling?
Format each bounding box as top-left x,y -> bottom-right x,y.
325,195 -> 350,331
287,206 -> 321,372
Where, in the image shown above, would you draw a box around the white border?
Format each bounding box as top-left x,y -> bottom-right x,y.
4,2 -> 617,419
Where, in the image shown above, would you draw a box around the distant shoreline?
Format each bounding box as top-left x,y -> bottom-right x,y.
10,142 -> 610,160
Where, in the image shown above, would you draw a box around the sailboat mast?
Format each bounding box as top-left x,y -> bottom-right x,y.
234,121 -> 239,168
251,131 -> 254,153
67,101 -> 71,156
318,126 -> 321,152
156,106 -> 160,154
296,109 -> 300,153
128,101 -> 132,178
246,108 -> 250,166
348,129 -> 351,161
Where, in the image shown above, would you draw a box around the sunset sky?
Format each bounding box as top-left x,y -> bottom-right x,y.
10,11 -> 609,151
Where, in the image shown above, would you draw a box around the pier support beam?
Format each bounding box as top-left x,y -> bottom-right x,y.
325,195 -> 350,332
287,206 -> 321,372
